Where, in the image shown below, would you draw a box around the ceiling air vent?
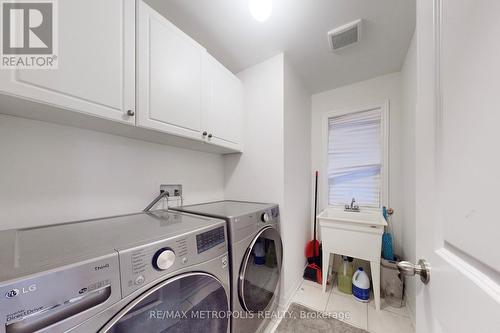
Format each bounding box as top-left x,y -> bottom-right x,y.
328,19 -> 362,52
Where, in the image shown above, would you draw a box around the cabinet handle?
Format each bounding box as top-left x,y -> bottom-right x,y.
126,110 -> 135,116
208,133 -> 213,138
202,131 -> 208,136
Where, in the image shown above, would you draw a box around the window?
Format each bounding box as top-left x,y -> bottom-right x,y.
327,108 -> 386,208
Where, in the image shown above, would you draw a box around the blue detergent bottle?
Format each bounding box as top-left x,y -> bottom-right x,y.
382,206 -> 394,260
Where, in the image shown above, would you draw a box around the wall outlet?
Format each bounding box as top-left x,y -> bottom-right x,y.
160,184 -> 182,197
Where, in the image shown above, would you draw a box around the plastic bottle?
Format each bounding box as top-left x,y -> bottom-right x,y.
253,239 -> 266,265
265,240 -> 277,268
352,267 -> 370,302
337,256 -> 354,294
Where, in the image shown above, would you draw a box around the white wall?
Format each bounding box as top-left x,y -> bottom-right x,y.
0,114 -> 225,230
311,72 -> 404,255
282,59 -> 312,304
400,33 -> 417,322
224,54 -> 285,205
225,54 -> 312,306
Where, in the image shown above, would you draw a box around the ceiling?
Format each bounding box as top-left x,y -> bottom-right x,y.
145,0 -> 416,94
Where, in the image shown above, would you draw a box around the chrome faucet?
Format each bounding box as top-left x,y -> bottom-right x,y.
344,197 -> 360,212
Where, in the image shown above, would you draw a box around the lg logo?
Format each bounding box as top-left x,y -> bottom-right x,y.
4,284 -> 37,298
4,289 -> 19,298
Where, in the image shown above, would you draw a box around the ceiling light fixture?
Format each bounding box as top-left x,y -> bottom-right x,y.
249,0 -> 272,22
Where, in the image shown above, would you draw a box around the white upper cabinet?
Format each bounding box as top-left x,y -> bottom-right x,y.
203,54 -> 243,149
0,0 -> 136,124
137,1 -> 242,150
0,0 -> 242,153
137,1 -> 204,140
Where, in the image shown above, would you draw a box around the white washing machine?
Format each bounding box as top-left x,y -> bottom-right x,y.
171,201 -> 283,333
0,210 -> 230,333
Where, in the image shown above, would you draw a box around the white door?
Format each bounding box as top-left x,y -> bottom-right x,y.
412,1 -> 500,332
0,0 -> 135,124
203,53 -> 243,148
137,1 -> 204,140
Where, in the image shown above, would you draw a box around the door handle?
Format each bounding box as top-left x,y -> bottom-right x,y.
397,259 -> 431,284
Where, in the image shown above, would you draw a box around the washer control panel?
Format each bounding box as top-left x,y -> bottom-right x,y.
196,226 -> 225,254
118,222 -> 227,297
153,248 -> 176,270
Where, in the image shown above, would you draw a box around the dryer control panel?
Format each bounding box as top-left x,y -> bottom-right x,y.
230,205 -> 280,243
118,222 -> 227,297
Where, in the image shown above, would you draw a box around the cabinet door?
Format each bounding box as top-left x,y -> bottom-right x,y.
137,1 -> 204,139
0,0 -> 135,124
203,54 -> 243,148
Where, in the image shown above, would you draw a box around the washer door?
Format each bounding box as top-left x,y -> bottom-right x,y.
101,273 -> 229,333
238,226 -> 283,312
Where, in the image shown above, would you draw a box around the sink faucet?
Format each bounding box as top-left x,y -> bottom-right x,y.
344,197 -> 360,212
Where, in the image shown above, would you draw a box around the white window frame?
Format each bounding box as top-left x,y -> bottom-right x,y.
321,100 -> 389,211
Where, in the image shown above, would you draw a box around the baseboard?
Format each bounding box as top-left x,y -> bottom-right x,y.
278,268 -> 307,312
406,298 -> 416,328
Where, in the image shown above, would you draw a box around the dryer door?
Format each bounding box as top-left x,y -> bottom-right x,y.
238,226 -> 283,313
100,272 -> 229,333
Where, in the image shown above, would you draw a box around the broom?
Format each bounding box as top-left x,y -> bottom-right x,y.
303,171 -> 322,284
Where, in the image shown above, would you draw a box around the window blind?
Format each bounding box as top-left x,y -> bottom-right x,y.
327,109 -> 382,207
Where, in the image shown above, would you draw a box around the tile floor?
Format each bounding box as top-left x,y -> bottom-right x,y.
265,279 -> 415,333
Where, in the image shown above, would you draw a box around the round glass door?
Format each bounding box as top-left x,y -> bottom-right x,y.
101,273 -> 229,333
238,226 -> 282,312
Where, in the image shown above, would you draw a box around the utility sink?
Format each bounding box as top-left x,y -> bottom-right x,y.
317,208 -> 387,310
317,208 -> 387,228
